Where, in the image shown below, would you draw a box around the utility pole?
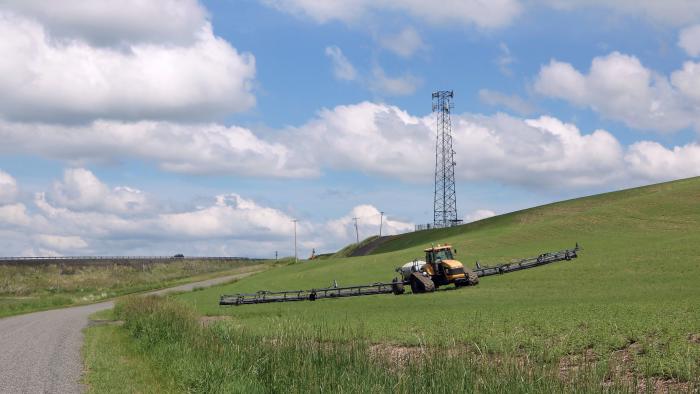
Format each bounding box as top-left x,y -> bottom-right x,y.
292,219 -> 298,263
275,251 -> 278,261
352,217 -> 359,244
379,211 -> 384,237
432,90 -> 459,228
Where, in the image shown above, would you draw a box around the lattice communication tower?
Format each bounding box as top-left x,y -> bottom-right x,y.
432,90 -> 459,228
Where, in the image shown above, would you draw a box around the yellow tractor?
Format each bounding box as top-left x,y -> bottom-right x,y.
396,244 -> 479,293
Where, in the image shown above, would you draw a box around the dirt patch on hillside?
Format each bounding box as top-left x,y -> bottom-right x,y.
558,348 -> 597,383
199,315 -> 232,327
369,343 -> 426,368
602,341 -> 691,393
368,343 -> 533,374
368,341 -> 694,392
348,236 -> 396,257
688,333 -> 700,344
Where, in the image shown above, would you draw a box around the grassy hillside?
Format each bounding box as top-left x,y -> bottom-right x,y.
177,177 -> 700,385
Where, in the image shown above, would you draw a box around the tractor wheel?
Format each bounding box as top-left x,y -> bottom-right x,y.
465,269 -> 480,286
392,278 -> 405,295
410,272 -> 435,293
410,277 -> 420,293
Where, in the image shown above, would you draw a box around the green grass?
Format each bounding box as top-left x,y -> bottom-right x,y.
0,259 -> 265,318
82,322 -> 178,393
174,177 -> 700,385
104,296 -> 621,393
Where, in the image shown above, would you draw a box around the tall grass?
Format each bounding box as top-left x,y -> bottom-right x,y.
114,296 -> 665,393
0,259 -> 261,317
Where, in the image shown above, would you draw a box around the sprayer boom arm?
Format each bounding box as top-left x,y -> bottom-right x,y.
219,244 -> 580,306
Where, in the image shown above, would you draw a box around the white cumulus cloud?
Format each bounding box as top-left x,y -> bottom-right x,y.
678,24 -> 700,57
34,234 -> 88,251
1,100 -> 699,189
0,170 -> 18,204
0,120 -> 314,178
0,0 -> 208,46
325,204 -> 413,242
0,169 -> 414,256
0,10 -> 255,122
49,168 -> 150,214
159,194 -> 298,239
464,209 -> 496,223
625,142 -> 700,182
534,52 -> 700,133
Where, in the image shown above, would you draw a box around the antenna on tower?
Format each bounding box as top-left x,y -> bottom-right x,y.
432,90 -> 460,228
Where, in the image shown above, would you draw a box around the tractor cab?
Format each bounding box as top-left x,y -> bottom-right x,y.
424,244 -> 460,277
425,245 -> 455,263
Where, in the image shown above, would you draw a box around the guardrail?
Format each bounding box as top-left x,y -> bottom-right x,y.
0,256 -> 261,266
0,256 -> 255,261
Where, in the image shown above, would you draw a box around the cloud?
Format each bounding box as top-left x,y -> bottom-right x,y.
679,24 -> 700,57
263,1 -> 700,31
325,204 -> 413,242
496,42 -> 515,76
534,52 -> 700,133
0,120 -> 315,178
0,169 -> 413,256
261,0 -> 522,29
0,10 -> 255,123
0,0 -> 208,46
456,115 -> 626,188
49,168 -> 151,214
324,46 -> 358,81
324,46 -> 419,96
625,142 -> 700,182
0,170 -> 18,204
370,66 -> 421,96
538,0 -> 700,27
159,194 -> 297,239
1,102 -> 697,190
478,89 -> 536,115
464,209 -> 496,223
34,234 -> 88,251
289,102 -> 626,187
0,203 -> 37,228
669,61 -> 700,104
295,102 -> 700,187
379,27 -> 426,58
288,102 -> 432,180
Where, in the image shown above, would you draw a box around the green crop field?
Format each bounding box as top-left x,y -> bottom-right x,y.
89,177 -> 700,392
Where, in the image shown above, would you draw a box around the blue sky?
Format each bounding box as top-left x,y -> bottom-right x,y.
0,0 -> 699,257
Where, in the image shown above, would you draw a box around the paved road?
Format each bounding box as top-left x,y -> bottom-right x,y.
0,272 -> 256,394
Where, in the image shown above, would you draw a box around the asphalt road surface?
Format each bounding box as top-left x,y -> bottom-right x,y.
0,272 -> 256,394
